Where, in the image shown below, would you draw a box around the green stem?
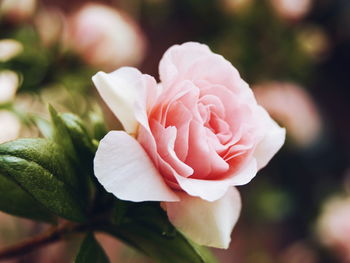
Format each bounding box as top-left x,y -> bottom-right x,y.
0,220 -> 97,260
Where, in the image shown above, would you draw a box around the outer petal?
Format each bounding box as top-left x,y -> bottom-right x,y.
159,42 -> 211,86
159,42 -> 241,92
92,67 -> 153,135
172,159 -> 257,201
254,106 -> 286,170
94,131 -> 179,202
165,187 -> 241,249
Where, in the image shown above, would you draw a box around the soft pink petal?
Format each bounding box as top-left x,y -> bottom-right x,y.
165,101 -> 192,161
254,106 -> 286,170
173,159 -> 257,201
151,121 -> 193,177
159,42 -> 211,86
159,42 -> 241,92
164,187 -> 241,249
94,131 -> 179,202
226,158 -> 258,185
185,120 -> 229,179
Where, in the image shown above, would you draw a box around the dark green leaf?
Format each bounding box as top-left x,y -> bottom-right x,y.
75,233 -> 109,263
0,137 -> 78,189
49,106 -> 94,202
0,173 -> 55,222
49,105 -> 76,162
0,138 -> 86,222
60,113 -> 95,154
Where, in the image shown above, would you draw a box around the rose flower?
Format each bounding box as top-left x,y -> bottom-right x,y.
93,42 -> 285,248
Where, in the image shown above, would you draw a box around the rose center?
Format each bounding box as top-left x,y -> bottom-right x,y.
199,102 -> 232,145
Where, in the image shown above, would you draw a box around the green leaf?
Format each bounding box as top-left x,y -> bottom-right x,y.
60,113 -> 95,154
0,137 -> 78,190
101,203 -> 218,263
75,233 -> 109,263
0,138 -> 86,222
49,105 -> 76,162
49,106 -> 94,202
0,173 -> 55,223
88,110 -> 107,141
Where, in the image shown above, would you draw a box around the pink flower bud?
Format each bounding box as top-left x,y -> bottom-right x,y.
66,3 -> 146,70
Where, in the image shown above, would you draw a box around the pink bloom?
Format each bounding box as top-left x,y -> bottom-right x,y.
317,196 -> 350,261
67,3 -> 146,70
0,0 -> 36,23
270,0 -> 312,21
93,42 -> 285,248
253,82 -> 321,148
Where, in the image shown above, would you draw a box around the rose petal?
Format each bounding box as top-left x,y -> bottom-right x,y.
173,159 -> 256,201
159,42 -> 211,86
164,187 -> 241,249
159,42 -> 241,92
151,121 -> 194,177
92,67 -> 157,135
186,120 -> 229,179
254,106 -> 286,169
94,131 -> 179,202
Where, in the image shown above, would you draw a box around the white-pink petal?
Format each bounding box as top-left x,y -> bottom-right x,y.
165,187 -> 241,249
173,159 -> 257,201
94,131 -> 179,202
254,106 -> 286,170
92,67 -> 147,135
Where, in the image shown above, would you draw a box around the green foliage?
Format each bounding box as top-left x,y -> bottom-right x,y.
0,107 -> 98,223
75,233 -> 109,263
49,106 -> 95,203
0,173 -> 55,222
0,139 -> 86,222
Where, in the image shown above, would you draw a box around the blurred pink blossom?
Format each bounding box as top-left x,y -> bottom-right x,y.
66,3 -> 146,70
253,82 -> 322,148
0,111 -> 21,144
317,196 -> 350,262
0,70 -> 19,104
0,40 -> 23,62
35,8 -> 66,47
270,0 -> 312,21
0,0 -> 36,22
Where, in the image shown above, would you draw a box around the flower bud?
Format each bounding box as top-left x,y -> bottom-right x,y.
0,39 -> 23,62
270,0 -> 312,21
0,0 -> 37,22
35,8 -> 66,47
66,3 -> 146,70
0,110 -> 21,144
0,70 -> 19,104
253,82 -> 321,148
317,195 -> 350,262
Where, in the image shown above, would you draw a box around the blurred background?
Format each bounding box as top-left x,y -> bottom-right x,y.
0,0 -> 350,262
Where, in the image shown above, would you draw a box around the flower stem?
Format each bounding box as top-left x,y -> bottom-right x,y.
0,221 -> 93,260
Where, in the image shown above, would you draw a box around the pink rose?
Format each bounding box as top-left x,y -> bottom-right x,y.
93,42 -> 285,248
